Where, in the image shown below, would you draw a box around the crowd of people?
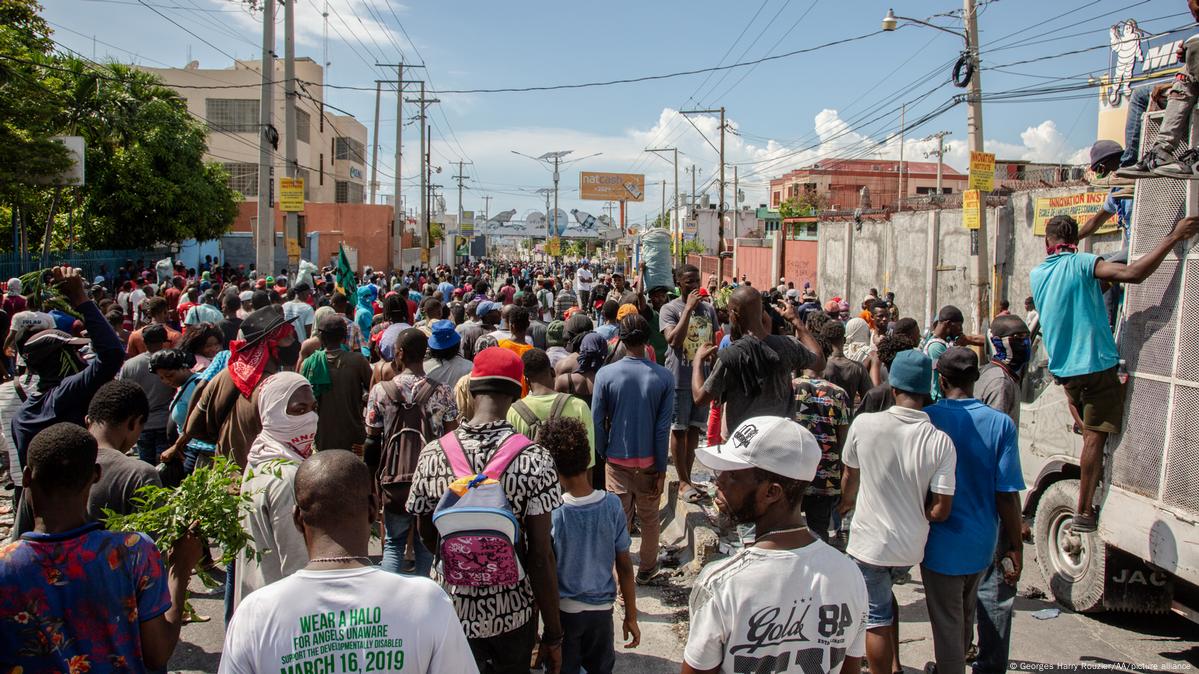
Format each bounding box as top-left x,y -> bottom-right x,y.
0,201 -> 1191,674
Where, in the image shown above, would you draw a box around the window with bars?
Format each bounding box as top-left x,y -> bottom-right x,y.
334,137 -> 365,163
205,98 -> 259,133
335,180 -> 364,204
223,162 -> 258,196
296,109 -> 311,144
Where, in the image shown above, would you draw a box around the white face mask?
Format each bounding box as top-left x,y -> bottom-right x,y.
266,410 -> 318,459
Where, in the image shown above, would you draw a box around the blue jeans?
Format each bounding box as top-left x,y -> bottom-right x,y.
1122,86 -> 1151,166
380,509 -> 433,577
136,427 -> 170,465
853,558 -> 911,628
973,555 -> 1016,674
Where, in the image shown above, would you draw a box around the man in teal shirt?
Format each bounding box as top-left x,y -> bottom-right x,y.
1030,213 -> 1199,532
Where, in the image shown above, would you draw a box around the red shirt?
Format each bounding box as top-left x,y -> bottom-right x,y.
163,287 -> 181,313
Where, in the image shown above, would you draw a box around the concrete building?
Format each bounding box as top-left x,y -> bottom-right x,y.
141,58 -> 368,205
769,158 -> 967,212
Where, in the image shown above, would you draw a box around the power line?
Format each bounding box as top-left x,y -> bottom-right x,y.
320,29 -> 883,95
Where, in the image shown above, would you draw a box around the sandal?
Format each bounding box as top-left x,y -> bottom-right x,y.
680,486 -> 704,504
1071,511 -> 1098,533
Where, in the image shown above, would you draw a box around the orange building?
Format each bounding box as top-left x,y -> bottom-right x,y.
769,158 -> 967,211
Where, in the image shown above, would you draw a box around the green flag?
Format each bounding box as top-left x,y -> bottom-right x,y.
335,245 -> 356,298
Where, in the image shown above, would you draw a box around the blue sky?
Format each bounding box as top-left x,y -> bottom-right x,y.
44,0 -> 1190,223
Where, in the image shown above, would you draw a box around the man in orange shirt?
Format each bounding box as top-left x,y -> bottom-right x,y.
498,306 -> 534,397
126,296 -> 182,357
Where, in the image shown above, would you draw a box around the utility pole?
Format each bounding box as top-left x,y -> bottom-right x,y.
380,64 -> 424,270
924,131 -> 950,333
369,81 -> 381,204
897,103 -> 906,211
680,108 -> 726,253
732,165 -> 739,238
481,195 -> 492,219
453,159 -> 472,234
254,0 -> 276,275
964,0 -> 989,334
453,159 -> 471,265
405,81 -> 439,267
283,0 -> 300,270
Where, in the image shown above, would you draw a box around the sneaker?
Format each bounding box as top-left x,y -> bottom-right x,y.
635,566 -> 661,585
1152,148 -> 1199,179
1116,150 -> 1167,179
1071,511 -> 1099,533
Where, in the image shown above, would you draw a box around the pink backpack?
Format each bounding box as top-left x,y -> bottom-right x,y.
431,431 -> 532,588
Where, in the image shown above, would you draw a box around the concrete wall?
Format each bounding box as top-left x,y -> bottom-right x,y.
231,201 -> 398,272
221,231 -> 319,272
816,186 -> 1126,331
782,239 -> 819,290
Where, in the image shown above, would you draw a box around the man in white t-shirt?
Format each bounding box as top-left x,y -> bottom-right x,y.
838,349 -> 956,674
685,416 -> 868,674
575,261 -> 594,311
282,283 -> 316,341
219,450 -> 477,674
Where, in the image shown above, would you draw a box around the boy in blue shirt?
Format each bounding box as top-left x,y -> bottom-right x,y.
540,416 -> 640,674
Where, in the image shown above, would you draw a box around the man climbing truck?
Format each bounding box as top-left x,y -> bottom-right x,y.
1020,110 -> 1199,623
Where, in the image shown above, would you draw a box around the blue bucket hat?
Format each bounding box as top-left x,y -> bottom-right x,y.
476,300 -> 500,318
429,319 -> 461,350
888,349 -> 932,396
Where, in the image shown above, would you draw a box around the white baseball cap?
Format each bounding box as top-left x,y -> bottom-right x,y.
697,416 -> 820,481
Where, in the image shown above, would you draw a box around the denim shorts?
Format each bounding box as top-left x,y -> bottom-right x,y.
853,558 -> 911,628
672,387 -> 708,431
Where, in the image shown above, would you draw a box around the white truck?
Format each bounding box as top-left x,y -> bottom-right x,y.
1019,112 -> 1198,622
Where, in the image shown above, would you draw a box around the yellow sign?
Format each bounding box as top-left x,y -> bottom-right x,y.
579,172 -> 646,202
968,151 -> 995,192
420,248 -> 430,264
963,189 -> 981,230
285,237 -> 302,257
279,177 -> 305,212
546,237 -> 561,257
616,248 -> 626,263
1033,192 -> 1115,236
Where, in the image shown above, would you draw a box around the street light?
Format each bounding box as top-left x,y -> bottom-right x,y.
880,8 -> 967,42
880,0 -> 990,335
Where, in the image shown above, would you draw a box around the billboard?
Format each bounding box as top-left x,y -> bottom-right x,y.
1033,192 -> 1117,236
580,171 -> 645,202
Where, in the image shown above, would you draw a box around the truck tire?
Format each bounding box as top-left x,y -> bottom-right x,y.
1034,479 -> 1106,613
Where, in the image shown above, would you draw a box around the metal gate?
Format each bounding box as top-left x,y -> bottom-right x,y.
1115,110 -> 1199,515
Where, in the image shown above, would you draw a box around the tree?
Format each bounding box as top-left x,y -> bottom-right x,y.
681,239 -> 705,256
778,190 -> 829,220
62,63 -> 239,249
0,1 -> 70,206
0,6 -> 239,252
564,240 -> 585,258
428,222 -> 445,244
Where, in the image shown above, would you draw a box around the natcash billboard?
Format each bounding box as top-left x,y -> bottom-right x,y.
580,172 -> 645,202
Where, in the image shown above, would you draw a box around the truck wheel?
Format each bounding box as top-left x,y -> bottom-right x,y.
1034,479 -> 1106,613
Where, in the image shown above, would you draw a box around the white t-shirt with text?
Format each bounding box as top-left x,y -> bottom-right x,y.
843,405 -> 957,567
219,567 -> 478,674
684,541 -> 868,674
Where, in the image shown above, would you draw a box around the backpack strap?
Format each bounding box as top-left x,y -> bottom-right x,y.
511,399 -> 539,428
548,393 -> 571,420
412,379 -> 436,406
381,379 -> 400,404
481,433 -> 532,480
439,431 -> 473,478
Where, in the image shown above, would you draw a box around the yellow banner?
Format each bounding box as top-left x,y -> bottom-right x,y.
968,151 -> 995,192
963,189 -> 981,230
546,237 -> 561,257
1033,192 -> 1116,235
279,177 -> 305,212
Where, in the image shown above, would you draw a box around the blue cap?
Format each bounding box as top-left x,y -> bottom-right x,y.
476,301 -> 500,318
429,319 -> 461,350
888,349 -> 932,396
